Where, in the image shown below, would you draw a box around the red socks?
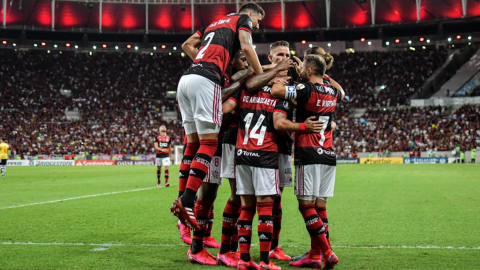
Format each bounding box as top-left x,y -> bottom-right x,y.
220,199 -> 241,254
238,206 -> 256,262
257,202 -> 274,264
164,168 -> 169,183
316,206 -> 330,248
299,204 -> 331,259
191,199 -> 213,253
205,206 -> 214,237
184,140 -> 218,203
178,142 -> 199,197
272,198 -> 282,250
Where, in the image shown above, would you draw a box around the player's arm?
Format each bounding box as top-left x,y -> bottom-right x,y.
154,142 -> 162,152
239,30 -> 263,75
182,32 -> 203,60
273,112 -> 323,133
222,68 -> 255,101
331,121 -> 337,131
222,98 -> 237,114
271,81 -> 294,99
329,77 -> 345,100
244,59 -> 293,92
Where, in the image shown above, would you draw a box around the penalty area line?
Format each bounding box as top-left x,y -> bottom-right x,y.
0,187 -> 157,210
0,242 -> 479,250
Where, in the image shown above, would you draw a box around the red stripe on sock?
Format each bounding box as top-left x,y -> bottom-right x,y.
185,140 -> 217,192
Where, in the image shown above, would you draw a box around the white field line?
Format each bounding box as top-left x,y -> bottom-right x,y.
0,187 -> 157,210
0,241 -> 479,250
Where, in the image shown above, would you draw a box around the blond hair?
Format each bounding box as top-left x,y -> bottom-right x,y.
305,46 -> 334,70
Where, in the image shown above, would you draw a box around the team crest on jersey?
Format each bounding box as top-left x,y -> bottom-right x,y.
283,101 -> 290,110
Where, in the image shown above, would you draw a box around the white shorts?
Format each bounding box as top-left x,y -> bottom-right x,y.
155,157 -> 171,166
177,74 -> 222,134
204,156 -> 222,185
294,164 -> 336,200
220,144 -> 235,179
235,165 -> 279,196
278,154 -> 292,188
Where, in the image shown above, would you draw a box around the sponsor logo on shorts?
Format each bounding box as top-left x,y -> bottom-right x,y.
237,149 -> 260,158
316,148 -> 336,156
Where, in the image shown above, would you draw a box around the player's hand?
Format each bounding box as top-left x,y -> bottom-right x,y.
293,56 -> 303,74
275,59 -> 294,72
268,76 -> 290,86
262,63 -> 277,71
304,116 -> 323,133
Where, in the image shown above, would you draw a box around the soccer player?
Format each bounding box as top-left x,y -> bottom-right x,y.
187,52 -> 252,266
153,125 -> 172,187
221,59 -> 293,270
173,2 -> 266,231
271,54 -> 344,269
0,138 -> 9,178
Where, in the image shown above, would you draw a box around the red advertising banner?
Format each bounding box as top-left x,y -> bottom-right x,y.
74,160 -> 116,166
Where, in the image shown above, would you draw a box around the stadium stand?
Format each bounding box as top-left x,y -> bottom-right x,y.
0,47 -> 472,157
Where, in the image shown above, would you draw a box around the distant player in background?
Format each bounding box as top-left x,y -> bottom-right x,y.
153,126 -> 172,187
0,138 -> 10,178
173,2 -> 265,232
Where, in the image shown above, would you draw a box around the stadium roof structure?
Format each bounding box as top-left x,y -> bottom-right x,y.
1,0 -> 480,34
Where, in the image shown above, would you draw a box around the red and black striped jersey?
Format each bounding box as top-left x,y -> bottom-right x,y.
274,99 -> 294,156
153,134 -> 171,157
294,82 -> 342,166
184,14 -> 253,85
231,86 -> 279,169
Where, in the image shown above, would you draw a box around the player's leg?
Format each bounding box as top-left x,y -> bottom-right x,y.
218,178 -> 241,267
1,159 -> 6,177
270,154 -> 292,261
254,167 -> 280,270
202,155 -> 222,248
191,183 -> 219,255
156,163 -> 162,186
163,158 -> 170,187
172,75 -> 221,231
290,165 -> 336,269
315,164 -> 337,269
236,165 -> 260,270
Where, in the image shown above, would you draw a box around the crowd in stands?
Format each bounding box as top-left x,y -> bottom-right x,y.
1,47 -> 474,157
333,105 -> 480,157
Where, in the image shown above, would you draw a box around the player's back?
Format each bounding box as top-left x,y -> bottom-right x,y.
185,13 -> 253,85
235,87 -> 278,168
294,82 -> 342,165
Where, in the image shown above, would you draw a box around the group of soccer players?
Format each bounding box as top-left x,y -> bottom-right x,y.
167,2 -> 345,269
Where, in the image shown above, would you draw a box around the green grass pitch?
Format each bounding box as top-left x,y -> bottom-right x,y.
0,164 -> 479,269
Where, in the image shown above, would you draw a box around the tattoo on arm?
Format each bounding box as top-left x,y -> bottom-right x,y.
240,33 -> 253,46
221,81 -> 241,102
231,69 -> 249,82
273,112 -> 286,125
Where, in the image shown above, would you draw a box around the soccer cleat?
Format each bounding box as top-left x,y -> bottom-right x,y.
164,182 -> 170,187
187,248 -> 218,265
237,259 -> 260,270
217,251 -> 239,267
157,183 -> 162,187
170,198 -> 200,231
259,261 -> 282,270
269,246 -> 291,261
322,252 -> 338,269
204,236 -> 221,248
233,251 -> 240,260
289,254 -> 322,268
292,249 -> 310,261
176,220 -> 192,245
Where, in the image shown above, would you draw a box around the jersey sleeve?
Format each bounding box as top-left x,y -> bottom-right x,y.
153,137 -> 158,144
229,89 -> 242,104
196,26 -> 207,38
294,83 -> 312,105
334,87 -> 343,103
274,99 -> 292,116
237,14 -> 253,34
